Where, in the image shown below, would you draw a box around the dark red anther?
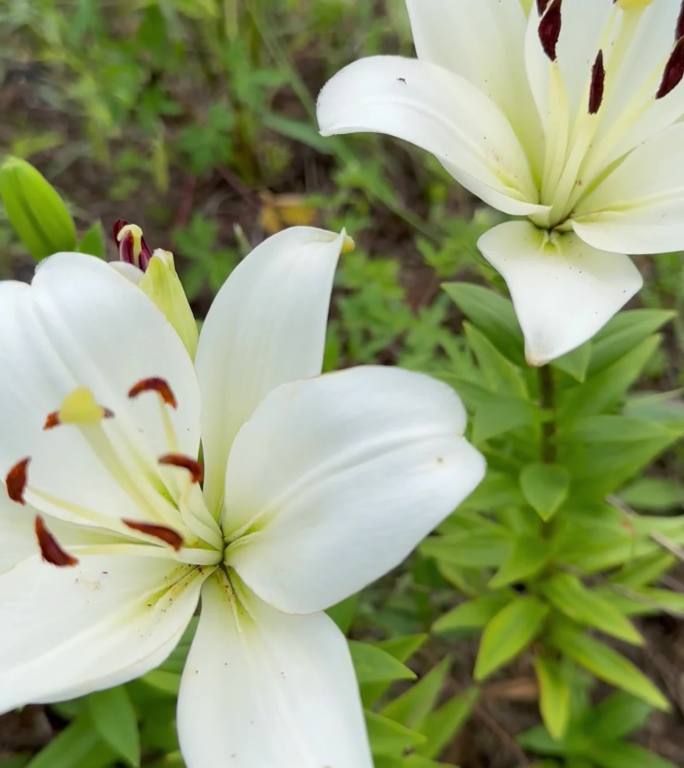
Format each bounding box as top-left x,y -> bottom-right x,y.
35,516 -> 79,567
6,458 -> 30,505
128,377 -> 177,409
677,0 -> 684,42
123,519 -> 184,550
112,219 -> 153,271
537,0 -> 551,13
589,50 -> 606,114
159,454 -> 204,484
657,37 -> 684,99
538,0 -> 562,61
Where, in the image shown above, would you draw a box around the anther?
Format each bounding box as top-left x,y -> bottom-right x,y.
678,1 -> 684,41
113,220 -> 153,271
6,458 -> 30,505
537,0 -> 551,13
35,515 -> 79,567
128,378 -> 177,409
538,0 -> 562,62
588,50 -> 606,114
158,454 -> 204,484
123,519 -> 184,551
657,37 -> 684,100
44,388 -> 114,430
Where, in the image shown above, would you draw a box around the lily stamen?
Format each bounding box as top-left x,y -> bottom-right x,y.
122,519 -> 184,551
35,515 -> 78,567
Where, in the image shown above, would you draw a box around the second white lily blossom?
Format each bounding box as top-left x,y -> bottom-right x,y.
317,0 -> 684,364
0,226 -> 484,767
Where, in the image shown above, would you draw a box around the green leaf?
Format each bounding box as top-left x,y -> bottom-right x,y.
553,342 -> 592,383
433,592 -> 512,634
443,282 -> 524,364
475,596 -> 549,680
464,322 -> 527,397
547,623 -> 669,710
520,463 -> 571,521
621,477 -> 684,512
592,743 -> 676,768
382,657 -> 451,729
87,686 -> 140,768
489,535 -> 549,588
589,309 -> 675,374
327,594 -> 358,634
534,655 -> 571,741
351,641 -> 416,684
375,634 -> 428,663
541,573 -> 643,645
27,716 -> 115,768
421,528 -> 511,569
78,221 -> 106,258
417,687 -> 479,759
558,336 -> 660,423
365,711 -> 426,757
585,692 -> 652,742
0,156 -> 77,259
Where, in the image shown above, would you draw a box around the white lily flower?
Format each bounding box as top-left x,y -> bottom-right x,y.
0,227 -> 485,767
317,0 -> 684,365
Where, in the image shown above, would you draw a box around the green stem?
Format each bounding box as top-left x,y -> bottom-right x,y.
539,365 -> 556,464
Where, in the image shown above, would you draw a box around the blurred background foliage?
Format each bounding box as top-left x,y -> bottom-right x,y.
1,1 -> 683,767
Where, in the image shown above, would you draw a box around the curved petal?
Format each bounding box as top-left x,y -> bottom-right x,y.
0,488 -> 35,574
406,0 -> 543,172
195,227 -> 345,515
0,257 -> 200,529
0,553 -> 206,713
317,55 -> 545,216
478,221 -> 643,366
573,123 -> 684,254
178,573 -> 372,768
224,366 -> 484,614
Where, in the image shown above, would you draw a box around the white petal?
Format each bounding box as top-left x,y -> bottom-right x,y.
573,123 -> 684,254
0,553 -> 205,713
317,55 -> 545,216
478,221 -> 643,366
178,573 -> 372,768
224,366 -> 484,614
0,256 -> 200,529
195,227 -> 345,514
406,0 -> 543,172
0,488 -> 34,573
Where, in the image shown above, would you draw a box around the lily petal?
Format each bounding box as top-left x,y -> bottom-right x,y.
195,227 -> 345,515
177,573 -> 372,768
0,554 -> 206,713
224,366 -> 484,614
317,55 -> 546,217
0,488 -> 35,574
406,0 -> 543,170
573,122 -> 684,254
478,221 -> 643,366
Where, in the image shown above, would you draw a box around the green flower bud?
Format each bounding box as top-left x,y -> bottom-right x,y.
139,249 -> 199,359
0,156 -> 77,259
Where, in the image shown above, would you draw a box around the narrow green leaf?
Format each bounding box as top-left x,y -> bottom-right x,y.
351,641 -> 416,684
520,463 -> 570,521
542,573 -> 643,645
78,221 -> 106,258
382,657 -> 451,729
475,596 -> 549,680
585,692 -> 652,742
421,529 -> 511,569
489,536 -> 549,588
417,687 -> 479,759
548,624 -> 669,710
553,342 -> 592,382
365,711 -> 426,756
592,742 -> 676,768
27,716 -> 114,768
433,592 -> 512,634
327,594 -> 358,634
534,655 -> 571,741
443,282 -> 524,364
87,686 -> 140,768
464,322 -> 527,397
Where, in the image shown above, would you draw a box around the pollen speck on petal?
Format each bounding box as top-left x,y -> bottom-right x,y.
35,515 -> 79,567
128,377 -> 178,409
159,454 -> 204,484
123,519 -> 184,551
6,458 -> 30,505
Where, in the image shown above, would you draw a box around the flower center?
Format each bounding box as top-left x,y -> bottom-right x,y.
5,380 -> 223,569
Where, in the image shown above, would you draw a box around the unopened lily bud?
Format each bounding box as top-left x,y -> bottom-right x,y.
0,156 -> 77,260
139,249 -> 199,358
113,219 -> 153,270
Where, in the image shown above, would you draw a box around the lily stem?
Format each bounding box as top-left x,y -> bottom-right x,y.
539,366 -> 556,464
